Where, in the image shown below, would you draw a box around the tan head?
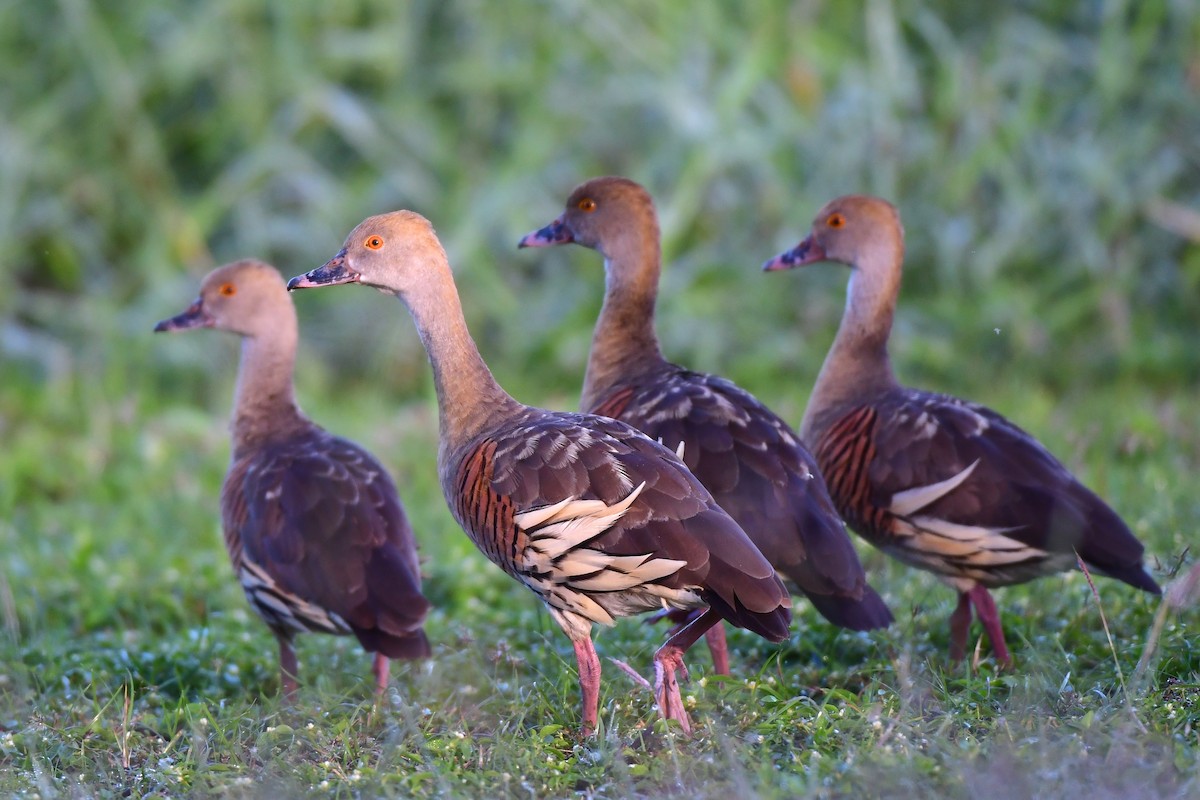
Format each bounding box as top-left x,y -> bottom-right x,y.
517,176 -> 657,260
287,210 -> 447,298
763,195 -> 904,272
154,259 -> 292,337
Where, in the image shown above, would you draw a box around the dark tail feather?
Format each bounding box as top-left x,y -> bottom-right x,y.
685,507 -> 793,642
1072,487 -> 1160,595
355,628 -> 432,660
1089,560 -> 1161,595
803,584 -> 894,631
703,590 -> 792,643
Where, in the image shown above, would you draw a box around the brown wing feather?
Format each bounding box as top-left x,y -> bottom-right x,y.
443,409 -> 791,641
815,390 -> 1159,593
590,368 -> 891,631
221,428 -> 431,658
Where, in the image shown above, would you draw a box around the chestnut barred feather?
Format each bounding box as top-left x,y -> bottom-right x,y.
445,408 -> 792,643
812,390 -> 1160,593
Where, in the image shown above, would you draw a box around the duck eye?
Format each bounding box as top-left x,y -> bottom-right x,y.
577,198 -> 597,212
365,235 -> 385,250
218,283 -> 237,297
827,213 -> 845,229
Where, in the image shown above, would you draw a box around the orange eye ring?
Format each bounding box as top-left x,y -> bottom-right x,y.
827,213 -> 845,229
365,235 -> 384,250
577,198 -> 597,212
218,283 -> 237,297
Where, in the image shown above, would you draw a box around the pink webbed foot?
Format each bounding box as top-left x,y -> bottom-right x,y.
644,607 -> 731,675
653,647 -> 692,735
650,607 -> 723,733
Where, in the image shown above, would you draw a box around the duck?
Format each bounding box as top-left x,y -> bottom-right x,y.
287,211 -> 791,735
763,194 -> 1161,666
518,176 -> 891,674
154,259 -> 431,698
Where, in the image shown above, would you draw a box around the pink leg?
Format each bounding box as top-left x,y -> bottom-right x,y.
572,637 -> 602,737
278,636 -> 299,701
372,653 -> 390,696
948,591 -> 972,662
968,585 -> 1012,668
705,623 -> 731,677
653,607 -> 722,735
645,608 -> 730,675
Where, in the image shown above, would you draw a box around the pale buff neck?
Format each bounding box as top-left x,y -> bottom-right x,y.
230,309 -> 307,455
397,258 -> 522,460
580,227 -> 667,410
800,237 -> 903,443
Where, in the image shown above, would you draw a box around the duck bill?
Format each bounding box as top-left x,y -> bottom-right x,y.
153,300 -> 213,332
762,235 -> 826,271
517,215 -> 573,248
287,249 -> 359,290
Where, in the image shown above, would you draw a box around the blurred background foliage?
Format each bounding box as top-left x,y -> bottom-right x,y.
2,0 -> 1197,422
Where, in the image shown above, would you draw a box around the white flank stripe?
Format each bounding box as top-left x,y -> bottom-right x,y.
911,514 -> 1001,544
239,560 -> 350,635
567,555 -> 689,592
541,582 -> 616,625
909,515 -> 1043,566
890,459 -> 981,517
512,496 -> 575,530
654,436 -> 688,461
515,482 -> 646,539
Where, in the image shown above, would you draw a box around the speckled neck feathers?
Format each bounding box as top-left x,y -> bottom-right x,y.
581,207 -> 667,410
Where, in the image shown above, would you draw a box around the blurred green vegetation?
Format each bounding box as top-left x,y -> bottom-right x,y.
3,0 -> 1197,407
2,0 -> 1199,796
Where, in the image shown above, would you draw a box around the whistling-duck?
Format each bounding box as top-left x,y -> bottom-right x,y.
154,260 -> 430,697
518,177 -> 891,674
764,195 -> 1160,666
288,211 -> 791,734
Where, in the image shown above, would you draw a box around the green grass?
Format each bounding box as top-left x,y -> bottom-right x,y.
1,363 -> 1197,797
3,0 -> 1199,796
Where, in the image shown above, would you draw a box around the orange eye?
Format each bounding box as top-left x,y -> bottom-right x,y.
827,213 -> 845,229
365,235 -> 384,250
577,198 -> 597,212
218,283 -> 236,297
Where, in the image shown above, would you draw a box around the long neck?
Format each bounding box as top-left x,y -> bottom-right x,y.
401,264 -> 521,456
801,240 -> 903,440
230,313 -> 306,453
581,228 -> 666,409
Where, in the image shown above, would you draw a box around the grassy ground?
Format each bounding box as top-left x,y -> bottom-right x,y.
3,0 -> 1199,797
2,362 -> 1197,798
